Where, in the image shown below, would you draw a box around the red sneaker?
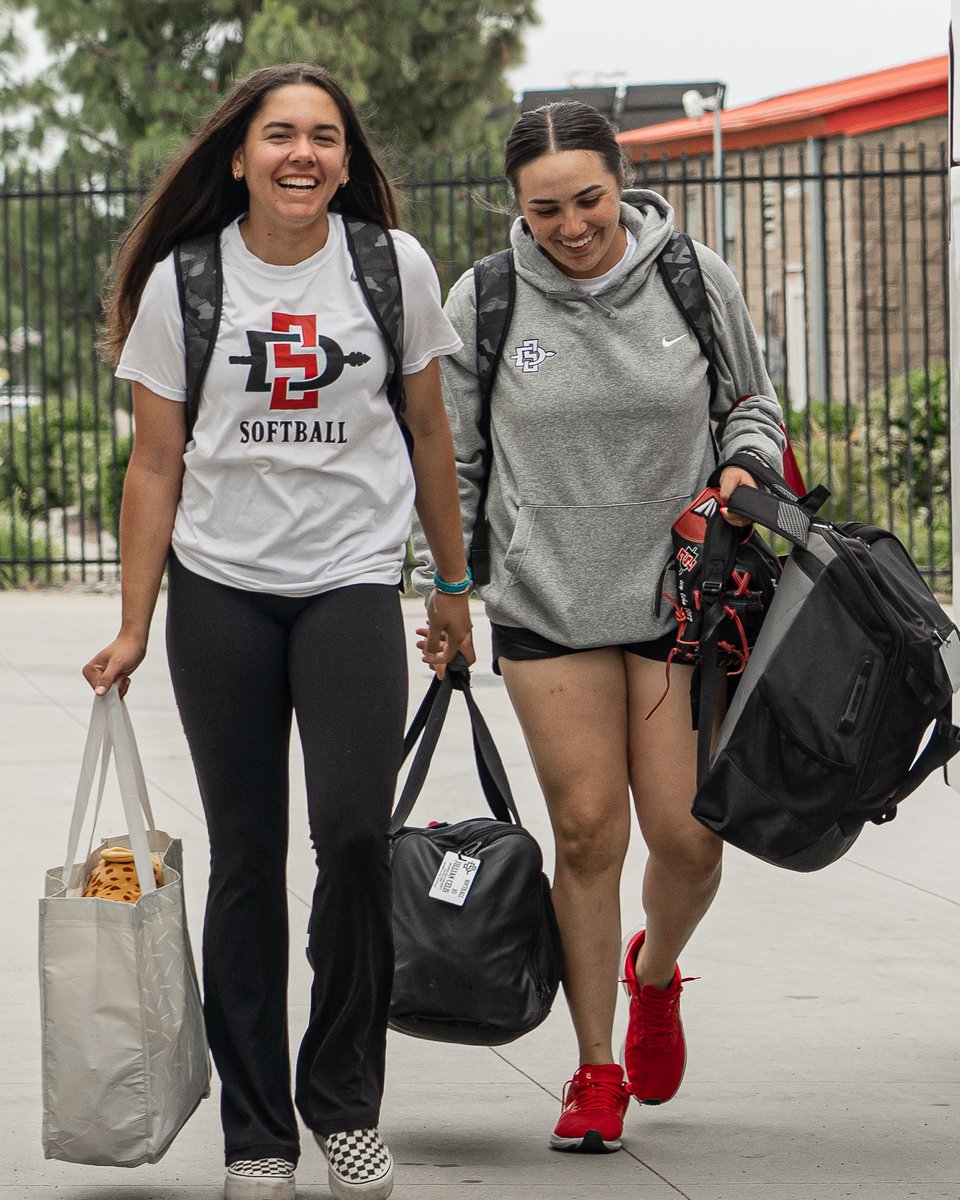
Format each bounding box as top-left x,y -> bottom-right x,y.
549,1063 -> 629,1153
620,929 -> 689,1104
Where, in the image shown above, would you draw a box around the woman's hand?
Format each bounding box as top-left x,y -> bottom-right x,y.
82,633 -> 147,698
718,466 -> 758,528
417,591 -> 475,679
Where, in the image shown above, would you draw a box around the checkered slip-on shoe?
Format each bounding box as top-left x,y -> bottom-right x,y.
315,1128 -> 394,1200
224,1157 -> 295,1200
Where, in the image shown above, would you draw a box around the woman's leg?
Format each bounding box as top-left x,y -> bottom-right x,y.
289,584 -> 407,1137
166,556 -> 299,1166
500,649 -> 631,1066
619,653 -> 723,1106
625,656 -> 723,989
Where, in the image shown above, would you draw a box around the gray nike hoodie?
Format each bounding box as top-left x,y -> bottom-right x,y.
414,190 -> 785,646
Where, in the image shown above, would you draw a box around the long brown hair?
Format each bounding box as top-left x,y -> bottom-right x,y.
100,63 -> 399,364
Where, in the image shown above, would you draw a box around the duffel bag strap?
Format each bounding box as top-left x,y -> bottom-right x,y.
720,448 -> 830,548
888,715 -> 960,805
836,709 -> 960,835
707,451 -> 800,500
709,451 -> 830,516
390,654 -> 521,834
724,485 -> 813,549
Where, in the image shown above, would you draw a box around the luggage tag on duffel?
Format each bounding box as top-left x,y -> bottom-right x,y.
428,851 -> 482,906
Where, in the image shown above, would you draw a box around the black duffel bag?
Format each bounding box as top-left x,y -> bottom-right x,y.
692,455 -> 960,871
388,656 -> 563,1045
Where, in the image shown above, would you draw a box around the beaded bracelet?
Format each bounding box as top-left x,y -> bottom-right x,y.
433,567 -> 473,595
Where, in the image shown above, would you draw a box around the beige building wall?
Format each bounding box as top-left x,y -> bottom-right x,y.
634,115 -> 947,417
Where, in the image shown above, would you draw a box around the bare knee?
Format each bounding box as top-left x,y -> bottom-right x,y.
643,820 -> 722,885
553,810 -> 628,879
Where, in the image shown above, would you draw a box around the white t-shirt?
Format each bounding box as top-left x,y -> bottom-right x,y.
117,215 -> 462,595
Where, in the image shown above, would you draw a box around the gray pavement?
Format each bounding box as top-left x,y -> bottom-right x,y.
2,588 -> 959,1200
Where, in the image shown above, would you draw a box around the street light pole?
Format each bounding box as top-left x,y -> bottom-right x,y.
682,85 -> 726,253
711,84 -> 726,253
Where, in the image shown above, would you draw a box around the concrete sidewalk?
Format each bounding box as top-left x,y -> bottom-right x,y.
1,588 -> 958,1200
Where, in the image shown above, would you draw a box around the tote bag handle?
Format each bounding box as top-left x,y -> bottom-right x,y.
61,688 -> 159,898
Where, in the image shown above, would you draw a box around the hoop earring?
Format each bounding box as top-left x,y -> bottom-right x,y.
232,167 -> 243,181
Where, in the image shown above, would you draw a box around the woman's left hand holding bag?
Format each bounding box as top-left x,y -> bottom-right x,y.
718,466 -> 758,528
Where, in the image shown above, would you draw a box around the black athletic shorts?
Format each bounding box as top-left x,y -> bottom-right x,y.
490,622 -> 677,676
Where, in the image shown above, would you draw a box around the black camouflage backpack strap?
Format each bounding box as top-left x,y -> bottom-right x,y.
474,247 -> 516,404
174,232 -> 222,442
343,217 -> 409,451
469,247 -> 515,585
656,230 -> 717,408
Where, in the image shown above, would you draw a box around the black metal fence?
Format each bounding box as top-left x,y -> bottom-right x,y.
0,140 -> 951,589
631,140 -> 951,594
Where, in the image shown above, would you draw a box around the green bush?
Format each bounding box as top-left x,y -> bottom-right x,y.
0,498 -> 65,588
0,395 -> 131,533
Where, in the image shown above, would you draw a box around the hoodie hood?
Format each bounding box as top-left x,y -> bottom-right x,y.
510,188 -> 676,312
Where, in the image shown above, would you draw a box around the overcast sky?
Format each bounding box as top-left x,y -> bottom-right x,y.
9,1 -> 952,112
508,0 -> 951,108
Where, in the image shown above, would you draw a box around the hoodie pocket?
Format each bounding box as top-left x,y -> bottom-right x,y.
495,497 -> 688,646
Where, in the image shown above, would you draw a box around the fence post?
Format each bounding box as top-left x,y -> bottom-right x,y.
805,136 -> 828,405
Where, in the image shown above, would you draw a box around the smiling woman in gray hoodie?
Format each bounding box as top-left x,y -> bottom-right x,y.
416,101 -> 785,1155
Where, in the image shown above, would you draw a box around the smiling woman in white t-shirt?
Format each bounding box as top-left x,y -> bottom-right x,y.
83,62 -> 473,1200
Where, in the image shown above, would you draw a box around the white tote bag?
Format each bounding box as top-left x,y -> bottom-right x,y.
40,688 -> 210,1166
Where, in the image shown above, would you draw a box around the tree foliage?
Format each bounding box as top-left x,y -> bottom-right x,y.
238,0 -> 535,155
1,0 -> 536,170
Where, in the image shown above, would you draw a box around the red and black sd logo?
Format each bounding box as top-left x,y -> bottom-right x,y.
229,313 -> 369,409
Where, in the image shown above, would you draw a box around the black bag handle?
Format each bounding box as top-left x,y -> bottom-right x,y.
711,452 -> 830,548
707,451 -> 800,499
709,451 -> 832,514
725,485 -> 813,548
389,655 -> 522,835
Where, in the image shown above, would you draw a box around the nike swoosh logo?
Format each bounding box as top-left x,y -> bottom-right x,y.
662,334 -> 688,348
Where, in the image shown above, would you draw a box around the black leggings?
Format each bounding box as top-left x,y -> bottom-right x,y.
166,555 -> 407,1166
